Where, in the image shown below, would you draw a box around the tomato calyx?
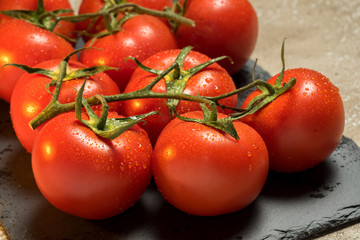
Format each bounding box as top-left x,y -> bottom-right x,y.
75,80 -> 157,140
230,40 -> 297,119
0,0 -> 75,42
5,47 -> 117,95
6,48 -> 116,129
129,46 -> 232,117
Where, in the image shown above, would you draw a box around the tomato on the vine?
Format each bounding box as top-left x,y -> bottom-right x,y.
176,0 -> 258,75
76,0 -> 173,40
120,48 -> 238,145
0,19 -> 76,102
79,14 -> 178,92
152,111 -> 269,216
32,111 -> 153,219
0,0 -> 77,40
241,68 -> 345,172
10,59 -> 121,153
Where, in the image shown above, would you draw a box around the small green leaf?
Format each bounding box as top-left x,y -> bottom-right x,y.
66,65 -> 118,80
91,111 -> 158,140
2,63 -> 55,78
207,117 -> 239,140
75,78 -> 159,140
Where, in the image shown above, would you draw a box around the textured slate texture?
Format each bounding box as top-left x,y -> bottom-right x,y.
0,61 -> 359,240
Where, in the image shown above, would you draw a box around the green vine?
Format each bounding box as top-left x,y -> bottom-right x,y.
9,42 -> 294,140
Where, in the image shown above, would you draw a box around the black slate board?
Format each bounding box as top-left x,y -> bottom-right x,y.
1,60 -> 360,240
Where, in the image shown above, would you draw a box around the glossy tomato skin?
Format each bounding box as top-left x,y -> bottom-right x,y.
120,49 -> 238,145
32,111 -> 153,219
10,59 -> 121,153
241,68 -> 345,172
0,19 -> 76,102
0,0 -> 77,40
76,0 -> 173,40
79,14 -> 178,92
152,111 -> 269,216
176,0 -> 258,75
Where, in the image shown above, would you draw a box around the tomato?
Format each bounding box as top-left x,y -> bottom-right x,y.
175,0 -> 258,75
120,48 -> 238,145
0,19 -> 76,102
10,59 -> 121,153
152,111 -> 269,216
76,0 -> 173,41
0,0 -> 77,40
32,111 -> 153,219
79,14 -> 178,92
241,68 -> 345,172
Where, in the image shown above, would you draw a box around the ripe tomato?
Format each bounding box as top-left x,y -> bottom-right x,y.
76,0 -> 173,40
0,19 -> 76,102
241,68 -> 345,172
120,48 -> 238,145
176,0 -> 258,75
79,14 -> 178,92
32,111 -> 153,219
10,59 -> 121,153
0,0 -> 77,40
152,111 -> 269,216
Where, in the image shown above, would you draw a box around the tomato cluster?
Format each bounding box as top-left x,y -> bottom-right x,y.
0,0 -> 345,220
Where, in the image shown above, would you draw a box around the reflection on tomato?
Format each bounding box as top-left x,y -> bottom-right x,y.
32,111 -> 153,219
241,68 -> 345,172
152,111 -> 269,216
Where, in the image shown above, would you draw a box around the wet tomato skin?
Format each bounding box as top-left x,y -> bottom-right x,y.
0,19 -> 76,102
10,59 -> 121,153
152,111 -> 269,216
241,68 -> 345,172
32,111 -> 153,219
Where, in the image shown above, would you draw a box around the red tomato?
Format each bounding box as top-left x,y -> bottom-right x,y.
0,19 -> 76,102
241,68 -> 345,172
120,48 -> 238,145
176,0 -> 258,75
79,14 -> 178,92
10,59 -> 121,153
152,111 -> 269,216
0,0 -> 77,40
32,111 -> 153,219
76,0 -> 173,40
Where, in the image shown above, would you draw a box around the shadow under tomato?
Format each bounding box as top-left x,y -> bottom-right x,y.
0,100 -> 38,195
23,179 -> 259,240
151,197 -> 260,240
260,155 -> 338,200
24,191 -> 151,240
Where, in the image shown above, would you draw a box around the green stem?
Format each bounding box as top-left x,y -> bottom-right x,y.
207,79 -> 275,102
58,3 -> 195,27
